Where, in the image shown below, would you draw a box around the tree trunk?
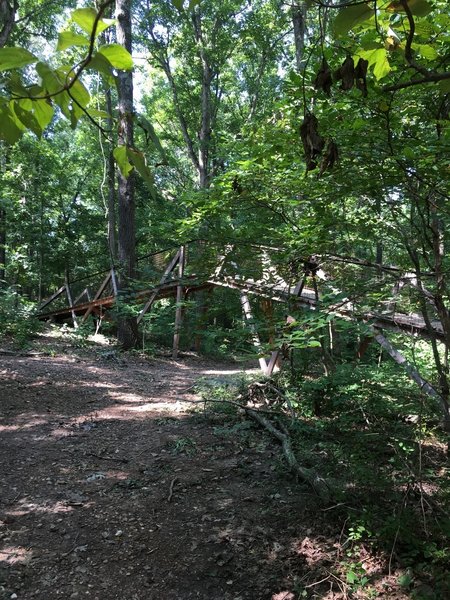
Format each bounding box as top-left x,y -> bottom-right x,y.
192,9 -> 213,189
0,204 -> 6,286
106,85 -> 117,262
292,2 -> 307,72
115,0 -> 138,349
101,24 -> 117,263
0,0 -> 16,48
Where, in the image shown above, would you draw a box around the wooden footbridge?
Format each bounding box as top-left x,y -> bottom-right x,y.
37,241 -> 445,394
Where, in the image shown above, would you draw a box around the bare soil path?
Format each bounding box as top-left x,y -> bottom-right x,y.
0,331 -> 329,600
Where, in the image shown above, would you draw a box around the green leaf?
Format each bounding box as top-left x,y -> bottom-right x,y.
138,116 -> 168,163
7,72 -> 28,96
372,49 -> 390,80
188,0 -> 201,9
332,4 -> 373,37
346,571 -> 358,584
56,31 -> 90,51
86,108 -> 110,119
387,0 -> 433,18
0,103 -> 25,144
88,52 -> 115,78
114,145 -> 134,177
36,62 -> 70,116
98,44 -> 133,70
356,48 -> 391,80
72,8 -> 115,36
171,0 -> 184,10
33,99 -> 54,130
438,79 -> 450,93
36,62 -> 64,95
127,148 -> 158,198
60,69 -> 90,110
402,146 -> 415,159
397,572 -> 414,588
414,44 -> 438,61
0,47 -> 38,71
14,101 -> 42,137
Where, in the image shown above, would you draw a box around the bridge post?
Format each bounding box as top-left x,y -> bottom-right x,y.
172,245 -> 185,359
64,274 -> 78,329
240,292 -> 268,374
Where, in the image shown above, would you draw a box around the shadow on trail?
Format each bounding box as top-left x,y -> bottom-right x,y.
0,347 -> 448,599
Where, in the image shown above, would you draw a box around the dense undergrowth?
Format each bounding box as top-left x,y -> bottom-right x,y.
196,359 -> 450,599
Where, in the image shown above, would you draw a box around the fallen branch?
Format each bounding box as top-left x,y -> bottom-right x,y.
86,452 -> 129,463
183,397 -> 285,417
181,397 -> 330,501
167,477 -> 178,502
0,349 -> 45,357
246,407 -> 331,502
250,381 -> 296,416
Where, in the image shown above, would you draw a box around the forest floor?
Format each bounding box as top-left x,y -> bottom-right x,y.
0,328 -> 443,600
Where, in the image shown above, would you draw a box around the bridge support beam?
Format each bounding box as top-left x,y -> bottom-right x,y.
172,245 -> 185,359
240,292 -> 268,374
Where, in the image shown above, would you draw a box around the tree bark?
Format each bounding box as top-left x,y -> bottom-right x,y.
192,10 -> 213,188
106,85 -> 117,262
291,2 -> 307,72
0,0 -> 16,48
115,0 -> 138,349
0,204 -> 6,286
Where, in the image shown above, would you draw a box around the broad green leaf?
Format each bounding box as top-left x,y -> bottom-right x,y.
88,52 -> 114,78
414,44 -> 438,61
171,0 -> 184,10
138,116 -> 168,163
332,4 -> 373,37
0,47 -> 37,71
127,148 -> 158,198
87,108 -> 110,119
36,62 -> 64,95
14,101 -> 42,137
7,72 -> 28,96
402,146 -> 416,159
356,48 -> 391,80
372,49 -> 391,80
72,8 -> 115,36
114,145 -> 134,177
57,31 -> 90,51
58,67 -> 91,111
0,103 -> 24,144
438,79 -> 450,93
387,0 -> 433,18
98,44 -> 133,70
33,99 -> 54,129
188,0 -> 201,9
414,21 -> 433,36
37,63 -> 71,118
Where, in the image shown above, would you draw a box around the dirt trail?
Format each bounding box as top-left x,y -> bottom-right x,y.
0,332 -> 333,600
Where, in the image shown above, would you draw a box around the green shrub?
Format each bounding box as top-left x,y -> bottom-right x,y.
0,287 -> 43,347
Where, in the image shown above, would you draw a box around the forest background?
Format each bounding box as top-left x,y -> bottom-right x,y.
0,1 -> 449,597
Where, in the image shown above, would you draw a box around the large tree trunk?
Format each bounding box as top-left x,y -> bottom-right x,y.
106,85 -> 117,262
101,24 -> 117,263
0,204 -> 6,286
115,0 -> 138,349
192,10 -> 212,189
291,2 -> 307,72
